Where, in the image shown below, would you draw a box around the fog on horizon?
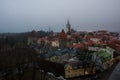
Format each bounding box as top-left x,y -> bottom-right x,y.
0,0 -> 120,33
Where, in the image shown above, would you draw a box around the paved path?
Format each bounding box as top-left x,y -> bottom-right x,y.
108,62 -> 120,80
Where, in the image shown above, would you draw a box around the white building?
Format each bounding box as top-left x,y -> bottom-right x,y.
51,40 -> 59,47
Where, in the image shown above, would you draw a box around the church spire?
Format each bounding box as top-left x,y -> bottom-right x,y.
66,19 -> 71,34
67,19 -> 70,25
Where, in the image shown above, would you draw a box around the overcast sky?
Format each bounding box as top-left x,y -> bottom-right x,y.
0,0 -> 120,33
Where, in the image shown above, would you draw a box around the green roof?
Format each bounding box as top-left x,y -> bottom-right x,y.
96,50 -> 112,62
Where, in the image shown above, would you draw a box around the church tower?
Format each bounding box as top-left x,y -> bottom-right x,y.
66,20 -> 72,47
66,20 -> 71,34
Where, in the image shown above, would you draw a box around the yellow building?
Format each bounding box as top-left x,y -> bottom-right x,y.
64,62 -> 96,78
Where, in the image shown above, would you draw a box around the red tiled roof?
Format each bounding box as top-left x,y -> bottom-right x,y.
71,43 -> 84,49
108,40 -> 120,52
59,29 -> 67,40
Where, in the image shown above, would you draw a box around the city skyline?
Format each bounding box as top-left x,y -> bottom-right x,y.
0,0 -> 120,33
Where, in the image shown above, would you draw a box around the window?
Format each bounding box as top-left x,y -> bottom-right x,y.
68,70 -> 70,73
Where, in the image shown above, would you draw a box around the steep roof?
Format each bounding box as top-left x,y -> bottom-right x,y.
59,29 -> 67,40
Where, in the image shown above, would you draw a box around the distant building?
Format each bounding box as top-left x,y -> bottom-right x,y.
27,30 -> 37,45
97,30 -> 109,35
51,38 -> 59,47
66,20 -> 73,47
64,59 -> 96,79
66,20 -> 71,34
45,48 -> 77,63
90,38 -> 101,44
93,47 -> 114,71
59,29 -> 67,48
37,37 -> 50,45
